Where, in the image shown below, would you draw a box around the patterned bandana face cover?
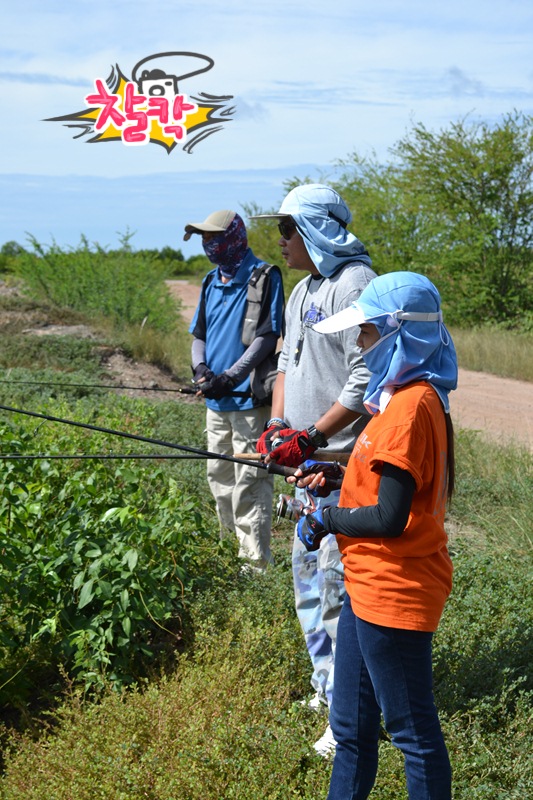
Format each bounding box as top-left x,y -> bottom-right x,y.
202,213 -> 249,279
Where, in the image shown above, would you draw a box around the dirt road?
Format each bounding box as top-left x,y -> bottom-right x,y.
167,279 -> 533,452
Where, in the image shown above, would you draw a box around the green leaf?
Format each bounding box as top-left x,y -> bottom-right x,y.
98,580 -> 112,599
73,570 -> 86,590
123,549 -> 138,571
120,589 -> 130,611
78,578 -> 95,609
101,507 -> 122,523
119,506 -> 134,523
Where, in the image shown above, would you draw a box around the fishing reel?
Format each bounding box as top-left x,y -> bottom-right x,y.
276,491 -> 316,524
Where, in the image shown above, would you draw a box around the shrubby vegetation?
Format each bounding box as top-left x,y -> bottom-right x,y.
13,233 -> 178,334
247,111 -> 533,330
0,112 -> 532,796
0,232 -> 211,374
0,395 -> 218,698
0,409 -> 530,798
0,422 -> 220,699
338,112 -> 533,325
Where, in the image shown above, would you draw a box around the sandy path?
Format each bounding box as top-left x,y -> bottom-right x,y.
167,280 -> 533,452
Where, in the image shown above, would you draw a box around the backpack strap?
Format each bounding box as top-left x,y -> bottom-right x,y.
242,263 -> 283,346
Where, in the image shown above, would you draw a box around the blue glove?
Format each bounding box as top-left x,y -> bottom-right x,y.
297,508 -> 329,552
299,459 -> 344,497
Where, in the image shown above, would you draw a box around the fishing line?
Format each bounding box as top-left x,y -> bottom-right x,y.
0,378 -> 198,394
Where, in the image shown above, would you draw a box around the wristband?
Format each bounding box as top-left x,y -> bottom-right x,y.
266,417 -> 286,429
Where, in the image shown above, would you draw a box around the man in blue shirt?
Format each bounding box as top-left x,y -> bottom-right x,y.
186,209 -> 284,570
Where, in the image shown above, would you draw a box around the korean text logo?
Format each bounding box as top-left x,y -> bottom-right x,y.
46,51 -> 234,154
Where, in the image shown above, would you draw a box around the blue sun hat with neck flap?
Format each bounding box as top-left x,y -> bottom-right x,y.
314,271 -> 458,414
251,183 -> 372,278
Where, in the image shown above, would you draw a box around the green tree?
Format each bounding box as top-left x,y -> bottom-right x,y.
185,253 -> 211,277
0,240 -> 26,272
244,201 -> 283,268
335,111 -> 533,327
245,193 -> 316,296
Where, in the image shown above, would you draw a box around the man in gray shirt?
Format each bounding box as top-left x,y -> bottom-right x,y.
253,184 -> 376,756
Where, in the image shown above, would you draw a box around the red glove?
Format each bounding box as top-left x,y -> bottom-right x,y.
256,419 -> 289,454
267,429 -> 318,468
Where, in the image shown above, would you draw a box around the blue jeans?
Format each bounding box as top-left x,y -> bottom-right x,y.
292,489 -> 344,706
327,595 -> 451,800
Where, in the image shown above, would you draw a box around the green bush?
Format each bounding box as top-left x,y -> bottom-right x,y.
0,405 -> 223,700
14,236 -> 179,333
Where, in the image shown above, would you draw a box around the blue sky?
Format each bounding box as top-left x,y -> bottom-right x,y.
1,0 -> 532,256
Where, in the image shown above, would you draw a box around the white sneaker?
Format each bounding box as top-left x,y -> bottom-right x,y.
300,692 -> 327,711
313,724 -> 337,757
239,561 -> 266,575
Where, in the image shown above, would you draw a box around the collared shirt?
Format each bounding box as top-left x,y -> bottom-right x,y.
189,249 -> 284,412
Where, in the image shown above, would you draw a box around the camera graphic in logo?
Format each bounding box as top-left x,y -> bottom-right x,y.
138,69 -> 179,100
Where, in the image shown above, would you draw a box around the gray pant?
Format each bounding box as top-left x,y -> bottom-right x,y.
206,406 -> 274,568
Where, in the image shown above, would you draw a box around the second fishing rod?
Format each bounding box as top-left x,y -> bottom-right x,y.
0,402 -> 344,490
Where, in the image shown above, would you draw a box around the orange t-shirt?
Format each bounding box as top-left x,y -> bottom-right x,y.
337,381 -> 453,632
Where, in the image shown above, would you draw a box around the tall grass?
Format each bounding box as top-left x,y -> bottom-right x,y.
8,238 -> 195,379
450,326 -> 533,381
449,429 -> 533,555
115,318 -> 193,378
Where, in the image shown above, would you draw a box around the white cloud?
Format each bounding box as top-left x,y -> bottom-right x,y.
0,71 -> 90,87
1,0 -> 532,246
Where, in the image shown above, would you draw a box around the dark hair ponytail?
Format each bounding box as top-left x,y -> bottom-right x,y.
445,413 -> 455,500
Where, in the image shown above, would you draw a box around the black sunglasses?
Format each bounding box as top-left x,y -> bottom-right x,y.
277,219 -> 297,240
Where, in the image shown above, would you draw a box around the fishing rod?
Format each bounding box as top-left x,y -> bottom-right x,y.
0,453 -> 208,461
0,377 -> 195,393
0,378 -> 249,398
0,401 -> 311,480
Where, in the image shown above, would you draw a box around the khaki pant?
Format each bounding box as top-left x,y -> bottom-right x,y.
206,406 -> 274,568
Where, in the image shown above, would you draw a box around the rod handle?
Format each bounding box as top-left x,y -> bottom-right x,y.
234,450 -> 351,465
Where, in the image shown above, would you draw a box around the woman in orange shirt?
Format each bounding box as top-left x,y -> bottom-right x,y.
295,272 -> 458,800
